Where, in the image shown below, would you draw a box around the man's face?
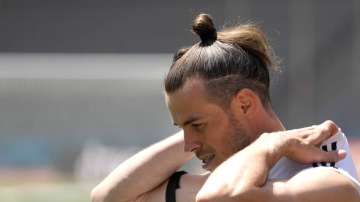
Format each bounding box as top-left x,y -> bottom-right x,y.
165,78 -> 253,171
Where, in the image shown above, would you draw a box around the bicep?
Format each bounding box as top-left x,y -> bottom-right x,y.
141,173 -> 208,202
263,168 -> 360,202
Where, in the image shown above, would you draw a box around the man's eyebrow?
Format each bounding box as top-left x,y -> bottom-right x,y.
173,116 -> 200,127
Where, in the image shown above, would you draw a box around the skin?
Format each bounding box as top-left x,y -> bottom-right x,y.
196,125 -> 351,202
165,77 -> 284,171
91,77 -> 360,202
166,78 -> 250,171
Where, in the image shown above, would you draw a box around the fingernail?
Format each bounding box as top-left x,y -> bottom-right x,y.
338,150 -> 347,159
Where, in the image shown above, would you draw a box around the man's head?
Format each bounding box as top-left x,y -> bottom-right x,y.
164,14 -> 279,171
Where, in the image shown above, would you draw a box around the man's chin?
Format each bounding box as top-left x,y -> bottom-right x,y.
203,167 -> 214,172
202,160 -> 220,172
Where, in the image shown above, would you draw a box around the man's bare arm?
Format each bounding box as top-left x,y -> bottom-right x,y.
143,173 -> 209,202
196,121 -> 360,202
91,131 -> 197,202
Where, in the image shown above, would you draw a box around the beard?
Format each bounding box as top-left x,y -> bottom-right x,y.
197,111 -> 254,171
227,111 -> 253,155
203,115 -> 253,171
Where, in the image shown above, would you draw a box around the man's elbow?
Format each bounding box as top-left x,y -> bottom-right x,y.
91,185 -> 105,202
90,184 -> 114,202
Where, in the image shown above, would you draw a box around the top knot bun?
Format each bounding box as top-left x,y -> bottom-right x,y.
192,14 -> 217,45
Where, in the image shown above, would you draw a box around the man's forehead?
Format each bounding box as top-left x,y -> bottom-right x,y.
165,78 -> 211,125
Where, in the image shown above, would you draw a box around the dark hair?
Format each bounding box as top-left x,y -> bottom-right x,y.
165,13 -> 279,107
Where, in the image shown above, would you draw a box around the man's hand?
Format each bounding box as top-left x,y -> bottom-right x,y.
196,120 -> 353,202
256,120 -> 346,167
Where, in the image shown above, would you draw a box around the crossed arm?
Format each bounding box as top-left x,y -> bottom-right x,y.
91,121 -> 360,202
90,131 -> 200,202
196,121 -> 360,202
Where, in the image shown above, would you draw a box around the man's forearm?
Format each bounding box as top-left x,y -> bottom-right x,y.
196,133 -> 281,202
196,121 -> 344,202
91,131 -> 193,202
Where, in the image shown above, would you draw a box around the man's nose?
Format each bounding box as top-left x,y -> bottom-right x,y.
183,130 -> 201,152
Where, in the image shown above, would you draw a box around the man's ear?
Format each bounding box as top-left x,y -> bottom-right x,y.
231,88 -> 259,115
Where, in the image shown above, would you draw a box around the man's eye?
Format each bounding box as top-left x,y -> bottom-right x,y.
192,123 -> 204,129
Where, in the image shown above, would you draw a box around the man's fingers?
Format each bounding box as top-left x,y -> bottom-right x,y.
311,148 -> 346,163
287,125 -> 317,135
320,120 -> 339,136
337,149 -> 347,160
308,120 -> 339,146
287,120 -> 338,144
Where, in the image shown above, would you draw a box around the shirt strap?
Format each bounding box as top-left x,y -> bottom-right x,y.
165,171 -> 187,202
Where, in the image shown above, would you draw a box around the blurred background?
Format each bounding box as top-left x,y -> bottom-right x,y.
0,0 -> 359,201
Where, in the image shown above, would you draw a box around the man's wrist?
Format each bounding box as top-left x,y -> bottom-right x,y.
254,132 -> 287,169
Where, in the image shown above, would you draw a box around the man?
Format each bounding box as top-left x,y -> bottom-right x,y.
91,14 -> 360,202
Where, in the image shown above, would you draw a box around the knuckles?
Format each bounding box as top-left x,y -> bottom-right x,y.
321,120 -> 338,135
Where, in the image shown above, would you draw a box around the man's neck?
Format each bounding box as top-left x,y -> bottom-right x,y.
267,109 -> 285,131
252,107 -> 285,139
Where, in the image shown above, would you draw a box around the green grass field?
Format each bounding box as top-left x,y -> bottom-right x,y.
0,182 -> 93,202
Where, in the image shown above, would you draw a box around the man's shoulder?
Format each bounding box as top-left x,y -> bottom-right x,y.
314,131 -> 358,178
284,165 -> 360,201
270,131 -> 360,194
270,131 -> 358,180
